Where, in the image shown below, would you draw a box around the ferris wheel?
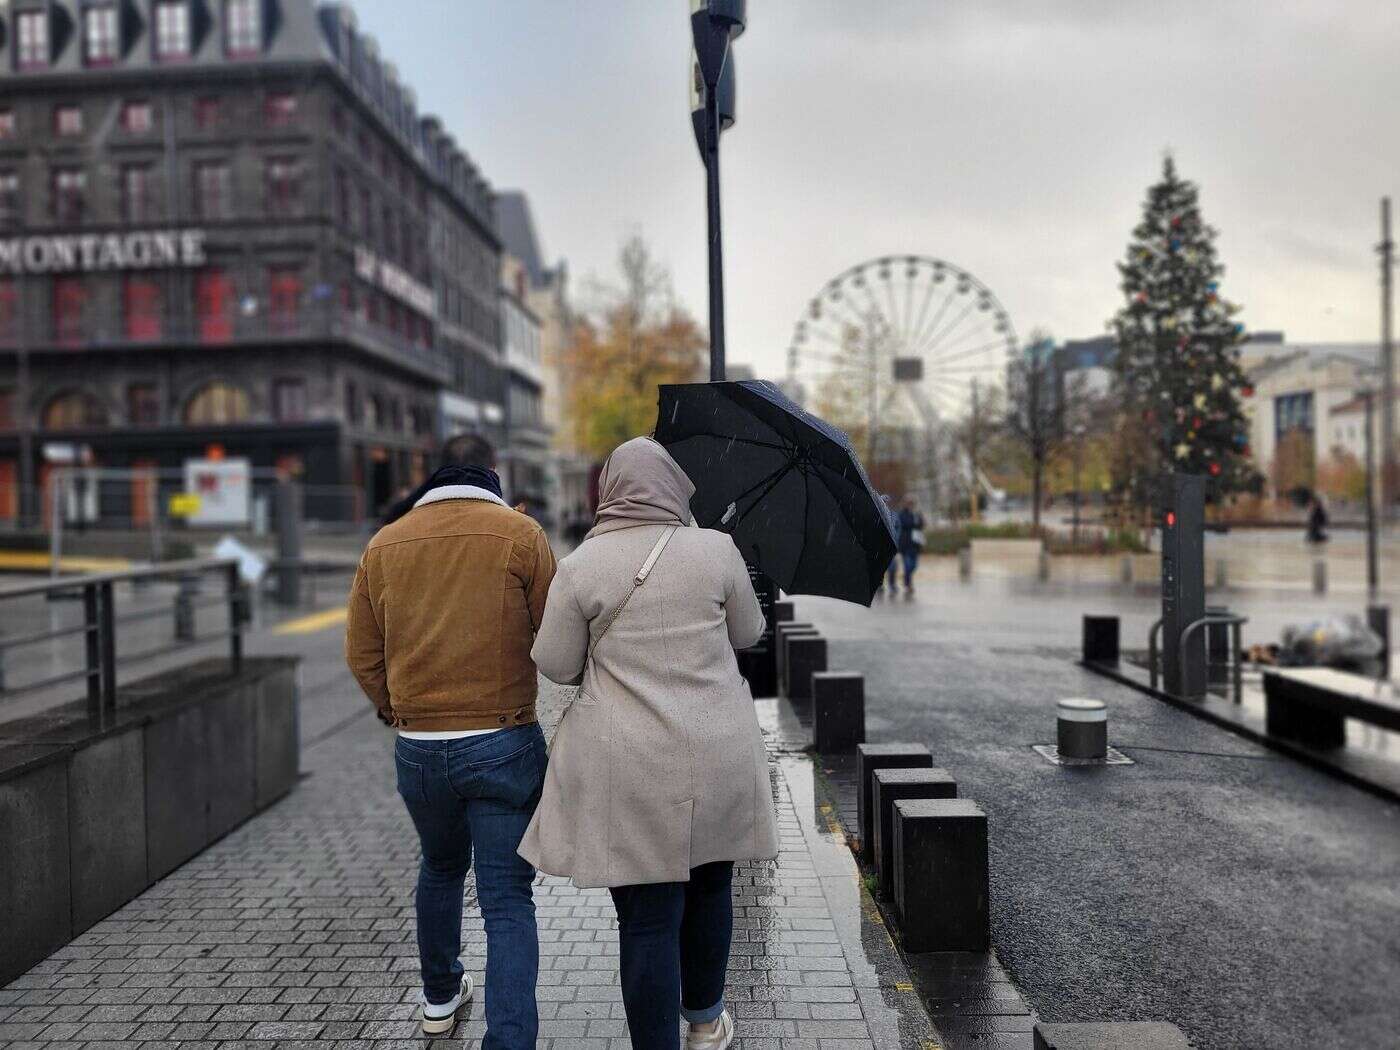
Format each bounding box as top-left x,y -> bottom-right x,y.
785,255 -> 1019,455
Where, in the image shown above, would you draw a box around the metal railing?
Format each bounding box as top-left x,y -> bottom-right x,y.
1148,612 -> 1249,703
0,558 -> 247,719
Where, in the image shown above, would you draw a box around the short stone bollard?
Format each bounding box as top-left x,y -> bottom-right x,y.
174,573 -> 200,642
958,547 -> 972,581
1038,548 -> 1051,582
871,767 -> 957,900
893,798 -> 988,952
1057,698 -> 1107,761
1368,604 -> 1391,679
1081,615 -> 1120,664
1312,557 -> 1326,595
786,636 -> 827,703
1214,557 -> 1228,590
811,672 -> 865,754
774,622 -> 814,690
1033,1021 -> 1192,1050
855,742 -> 933,863
773,600 -> 795,624
778,626 -> 819,697
1119,555 -> 1133,584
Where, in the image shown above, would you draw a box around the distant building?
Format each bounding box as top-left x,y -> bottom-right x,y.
498,251 -> 552,523
0,0 -> 505,522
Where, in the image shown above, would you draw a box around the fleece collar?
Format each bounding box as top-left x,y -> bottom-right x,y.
414,485 -> 510,510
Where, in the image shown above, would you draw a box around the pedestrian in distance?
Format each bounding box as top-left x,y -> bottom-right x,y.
880,493 -> 900,596
1306,492 -> 1329,545
345,433 -> 556,1048
521,436 -> 780,1050
897,495 -> 927,593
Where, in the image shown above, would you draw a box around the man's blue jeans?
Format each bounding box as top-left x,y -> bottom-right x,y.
394,724 -> 546,1050
609,861 -> 735,1050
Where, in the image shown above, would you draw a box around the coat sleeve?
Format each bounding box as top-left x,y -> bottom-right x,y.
722,541 -> 766,650
531,563 -> 590,686
345,555 -> 393,724
521,526 -> 558,634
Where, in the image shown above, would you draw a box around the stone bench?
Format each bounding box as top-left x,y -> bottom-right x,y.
893,798 -> 988,953
1262,667 -> 1400,749
855,742 -> 933,863
1034,1021 -> 1192,1049
871,767 -> 957,900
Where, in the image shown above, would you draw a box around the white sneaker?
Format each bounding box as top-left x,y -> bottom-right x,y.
420,973 -> 473,1035
686,1009 -> 735,1050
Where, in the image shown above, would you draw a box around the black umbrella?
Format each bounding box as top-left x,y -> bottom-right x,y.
655,380 -> 897,606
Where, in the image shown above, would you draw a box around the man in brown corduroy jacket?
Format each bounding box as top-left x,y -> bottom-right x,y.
346,433 -> 555,1047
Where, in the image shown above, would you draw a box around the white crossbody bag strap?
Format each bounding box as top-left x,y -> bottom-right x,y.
588,524 -> 679,660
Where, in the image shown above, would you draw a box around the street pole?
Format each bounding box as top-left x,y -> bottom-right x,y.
1381,197 -> 1394,519
969,378 -> 980,524
1366,390 -> 1379,595
705,96 -> 725,382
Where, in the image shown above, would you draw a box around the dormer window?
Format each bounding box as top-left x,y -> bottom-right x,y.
84,3 -> 120,66
17,10 -> 50,70
225,0 -> 261,57
154,1 -> 191,62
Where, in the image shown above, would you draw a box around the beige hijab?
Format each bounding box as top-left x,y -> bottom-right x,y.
587,437 -> 695,538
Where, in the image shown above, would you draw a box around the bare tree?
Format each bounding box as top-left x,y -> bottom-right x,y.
1002,331 -> 1066,528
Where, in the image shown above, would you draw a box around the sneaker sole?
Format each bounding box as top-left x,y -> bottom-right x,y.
421,1013 -> 459,1036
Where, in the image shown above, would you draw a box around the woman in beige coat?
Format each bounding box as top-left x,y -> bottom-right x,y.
519,437 -> 779,1050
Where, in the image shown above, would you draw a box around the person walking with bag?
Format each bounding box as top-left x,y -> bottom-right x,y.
346,434 -> 554,1048
519,437 -> 779,1050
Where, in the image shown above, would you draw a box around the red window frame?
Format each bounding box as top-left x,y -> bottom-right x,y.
264,93 -> 298,128
153,0 -> 191,62
224,0 -> 261,57
17,10 -> 50,71
195,269 -> 233,343
194,96 -> 221,130
123,277 -> 163,341
193,161 -> 230,219
0,111 -> 14,139
52,169 -> 85,224
0,279 -> 18,344
265,158 -> 300,216
268,267 -> 302,333
54,105 -> 83,137
84,4 -> 120,67
121,165 -> 153,223
52,277 -> 86,347
121,101 -> 154,134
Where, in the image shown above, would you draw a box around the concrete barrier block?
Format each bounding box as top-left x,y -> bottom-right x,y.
144,702 -> 210,880
205,686 -> 258,841
773,600 -> 795,623
256,667 -> 301,809
775,621 -> 814,688
68,727 -> 146,933
1081,615 -> 1120,664
855,743 -> 933,864
1034,1021 -> 1192,1050
812,672 -> 865,754
0,756 -> 72,987
893,798 -> 988,952
871,767 -> 957,900
786,636 -> 827,703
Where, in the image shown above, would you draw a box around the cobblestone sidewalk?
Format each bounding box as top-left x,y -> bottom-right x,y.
1,629 -> 937,1049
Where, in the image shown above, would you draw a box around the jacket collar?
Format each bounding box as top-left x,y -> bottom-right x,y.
414,485 -> 510,510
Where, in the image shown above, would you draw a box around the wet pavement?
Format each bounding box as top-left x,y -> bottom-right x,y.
0,604 -> 944,1049
795,575 -> 1400,1050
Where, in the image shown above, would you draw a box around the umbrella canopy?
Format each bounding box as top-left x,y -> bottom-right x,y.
655,380 -> 897,606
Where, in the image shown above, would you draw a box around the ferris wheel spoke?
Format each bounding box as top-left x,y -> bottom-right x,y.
899,274 -> 916,346
920,297 -> 980,358
923,312 -> 1000,354
910,286 -> 959,357
879,277 -> 903,348
928,337 -> 1012,371
908,279 -> 941,353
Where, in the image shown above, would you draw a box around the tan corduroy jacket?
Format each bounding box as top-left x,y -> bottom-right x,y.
345,486 -> 557,731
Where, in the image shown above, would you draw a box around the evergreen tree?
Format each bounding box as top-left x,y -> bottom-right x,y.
1111,156 -> 1259,504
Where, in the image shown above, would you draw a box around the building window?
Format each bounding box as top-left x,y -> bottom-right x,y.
195,269 -> 234,342
273,378 -> 307,422
1275,392 -> 1315,438
84,3 -> 120,66
383,206 -> 397,259
0,389 -> 13,428
0,281 -> 17,344
265,158 -> 301,216
121,101 -> 154,134
0,173 -> 20,227
193,161 -> 231,219
331,103 -> 346,136
224,0 -> 261,57
52,169 -> 86,224
184,382 -> 249,425
264,92 -> 298,128
54,105 -> 83,137
17,10 -> 50,71
334,167 -> 350,225
43,390 -> 107,430
268,267 -> 302,332
194,96 -> 222,130
123,277 -> 163,341
0,111 -> 14,139
358,186 -> 372,236
52,277 -> 86,346
154,0 -> 191,61
127,384 -> 160,426
120,165 -> 155,223
345,380 -> 361,424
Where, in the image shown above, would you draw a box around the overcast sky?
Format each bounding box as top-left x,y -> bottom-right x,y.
355,1 -> 1400,378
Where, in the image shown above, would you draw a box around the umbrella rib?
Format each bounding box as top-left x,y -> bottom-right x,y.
701,460 -> 796,529
665,431 -> 793,454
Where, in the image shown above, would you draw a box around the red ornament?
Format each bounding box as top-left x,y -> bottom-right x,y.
1193,417 -> 1202,429
1208,462 -> 1221,477
1241,386 -> 1254,398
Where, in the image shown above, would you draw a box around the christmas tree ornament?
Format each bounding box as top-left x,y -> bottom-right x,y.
1175,442 -> 1191,460
1193,393 -> 1208,410
1210,372 -> 1224,391
1208,462 -> 1221,477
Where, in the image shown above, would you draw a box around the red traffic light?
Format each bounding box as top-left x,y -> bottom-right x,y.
1165,511 -> 1176,528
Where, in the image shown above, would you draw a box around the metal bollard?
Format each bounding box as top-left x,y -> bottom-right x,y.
174,573 -> 199,642
1037,549 -> 1050,582
1214,558 -> 1228,590
1312,557 -> 1326,595
1119,555 -> 1133,584
958,547 -> 972,581
1368,604 -> 1391,679
1056,698 -> 1107,761
1081,615 -> 1120,664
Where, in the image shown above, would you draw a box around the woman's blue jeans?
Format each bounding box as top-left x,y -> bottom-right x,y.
394,724 -> 546,1050
609,860 -> 735,1050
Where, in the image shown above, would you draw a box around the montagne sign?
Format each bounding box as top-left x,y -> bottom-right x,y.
0,229 -> 208,275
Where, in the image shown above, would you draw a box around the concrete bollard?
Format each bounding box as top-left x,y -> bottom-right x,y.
893,798 -> 988,951
1057,698 -> 1107,761
174,573 -> 200,642
1038,548 -> 1051,582
1368,604 -> 1391,679
958,547 -> 972,581
1312,557 -> 1326,595
777,625 -> 819,697
1033,1022 -> 1192,1050
855,743 -> 933,863
1214,557 -> 1228,590
773,600 -> 795,624
774,622 -> 814,690
786,636 -> 827,703
1081,616 -> 1120,664
812,672 -> 865,754
872,767 -> 957,900
1119,555 -> 1133,585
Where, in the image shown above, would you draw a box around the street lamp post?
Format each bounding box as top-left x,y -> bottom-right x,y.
689,0 -> 745,383
1363,388 -> 1380,595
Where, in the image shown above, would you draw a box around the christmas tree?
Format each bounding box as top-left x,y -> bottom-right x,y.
1111,156 -> 1260,504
